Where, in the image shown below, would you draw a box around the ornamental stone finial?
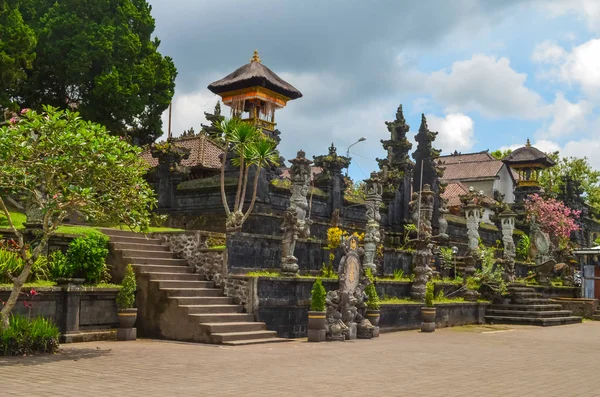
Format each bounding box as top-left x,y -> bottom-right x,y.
250,50 -> 262,63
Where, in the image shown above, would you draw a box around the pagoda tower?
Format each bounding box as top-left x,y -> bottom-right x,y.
207,50 -> 302,141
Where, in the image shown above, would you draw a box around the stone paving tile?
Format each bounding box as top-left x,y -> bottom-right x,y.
1,323 -> 600,396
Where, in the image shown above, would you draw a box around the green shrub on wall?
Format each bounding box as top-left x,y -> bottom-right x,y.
48,234 -> 109,283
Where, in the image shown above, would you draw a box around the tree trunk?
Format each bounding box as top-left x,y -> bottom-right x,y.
234,155 -> 245,211
238,166 -> 251,213
220,143 -> 230,216
241,168 -> 261,225
0,259 -> 33,330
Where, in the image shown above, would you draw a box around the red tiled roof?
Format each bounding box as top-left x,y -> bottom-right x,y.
141,135 -> 223,170
439,151 -> 496,164
439,151 -> 516,182
442,182 -> 496,207
280,166 -> 322,180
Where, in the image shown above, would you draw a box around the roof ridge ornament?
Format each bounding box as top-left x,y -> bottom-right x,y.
526,138 -> 531,147
250,49 -> 262,63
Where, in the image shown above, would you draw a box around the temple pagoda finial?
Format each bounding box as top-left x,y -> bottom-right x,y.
526,138 -> 531,147
250,50 -> 262,63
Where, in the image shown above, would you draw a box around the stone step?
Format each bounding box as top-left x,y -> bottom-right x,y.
486,309 -> 574,318
162,288 -> 223,297
132,264 -> 193,274
120,249 -> 177,259
485,315 -> 582,326
61,330 -> 117,343
508,286 -> 536,293
113,242 -> 170,252
125,257 -> 188,266
511,292 -> 543,300
221,337 -> 289,346
170,296 -> 234,305
181,304 -> 242,314
593,315 -> 600,321
101,228 -> 146,238
143,272 -> 203,281
190,313 -> 255,323
154,280 -> 214,289
211,330 -> 277,343
107,236 -> 163,245
203,322 -> 267,333
511,298 -> 553,305
490,304 -> 564,311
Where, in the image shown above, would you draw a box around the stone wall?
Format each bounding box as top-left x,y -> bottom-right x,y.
551,298 -> 597,318
0,286 -> 119,341
151,231 -> 226,286
382,249 -> 413,276
224,276 -> 473,338
379,302 -> 489,331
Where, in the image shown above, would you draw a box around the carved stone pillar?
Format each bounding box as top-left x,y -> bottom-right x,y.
363,172 -> 383,273
410,184 -> 435,301
499,208 -> 517,282
281,150 -> 312,275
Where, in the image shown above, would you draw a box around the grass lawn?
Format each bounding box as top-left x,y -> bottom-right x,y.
1,211 -> 183,236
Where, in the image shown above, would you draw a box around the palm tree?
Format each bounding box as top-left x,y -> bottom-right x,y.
217,119 -> 279,232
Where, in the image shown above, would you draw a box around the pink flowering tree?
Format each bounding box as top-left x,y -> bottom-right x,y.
0,106 -> 156,330
524,194 -> 581,249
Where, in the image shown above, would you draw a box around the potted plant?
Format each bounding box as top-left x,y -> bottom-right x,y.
420,281 -> 436,332
364,269 -> 381,333
116,264 -> 137,340
308,278 -> 326,342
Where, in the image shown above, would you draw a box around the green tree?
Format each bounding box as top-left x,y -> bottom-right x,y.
12,0 -> 176,145
217,119 -> 279,232
0,0 -> 36,112
490,149 -> 512,160
539,152 -> 600,215
0,106 -> 156,329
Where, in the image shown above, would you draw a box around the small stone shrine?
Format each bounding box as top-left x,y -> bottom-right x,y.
325,235 -> 375,340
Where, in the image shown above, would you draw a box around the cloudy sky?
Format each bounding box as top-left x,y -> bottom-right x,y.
152,0 -> 600,180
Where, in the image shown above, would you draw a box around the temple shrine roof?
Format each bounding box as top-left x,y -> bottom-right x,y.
141,135 -> 223,170
442,182 -> 496,208
208,51 -> 302,100
439,151 -> 517,182
502,139 -> 556,167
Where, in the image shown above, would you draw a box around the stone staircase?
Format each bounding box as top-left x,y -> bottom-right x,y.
592,308 -> 600,321
103,228 -> 287,346
485,285 -> 582,326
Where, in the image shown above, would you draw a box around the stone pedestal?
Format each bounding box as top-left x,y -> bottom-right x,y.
307,329 -> 326,342
117,328 -> 137,341
421,322 -> 435,332
372,326 -> 380,337
346,323 -> 357,340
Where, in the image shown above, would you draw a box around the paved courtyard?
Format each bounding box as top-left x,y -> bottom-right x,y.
1,322 -> 599,396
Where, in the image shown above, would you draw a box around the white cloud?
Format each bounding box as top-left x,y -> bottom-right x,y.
159,90 -> 220,140
425,113 -> 475,153
541,0 -> 600,32
424,54 -> 547,119
537,93 -> 592,138
533,38 -> 600,98
499,138 -> 600,170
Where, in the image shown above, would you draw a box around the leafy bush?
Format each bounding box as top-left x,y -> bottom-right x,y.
516,235 -> 531,261
310,278 -> 326,312
0,249 -> 49,284
116,265 -> 137,309
365,269 -> 380,310
0,315 -> 59,356
48,250 -> 71,279
48,234 -> 109,283
393,269 -> 404,280
425,282 -> 434,307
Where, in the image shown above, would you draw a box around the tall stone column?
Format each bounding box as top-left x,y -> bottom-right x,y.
499,208 -> 517,282
410,184 -> 434,301
281,150 -> 312,275
363,172 -> 383,273
462,188 -> 484,301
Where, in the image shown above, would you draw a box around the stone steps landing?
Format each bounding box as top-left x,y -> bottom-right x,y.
103,228 -> 287,346
592,309 -> 600,321
485,285 -> 582,327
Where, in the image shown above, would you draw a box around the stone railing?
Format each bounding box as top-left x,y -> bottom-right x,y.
152,231 -> 227,286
